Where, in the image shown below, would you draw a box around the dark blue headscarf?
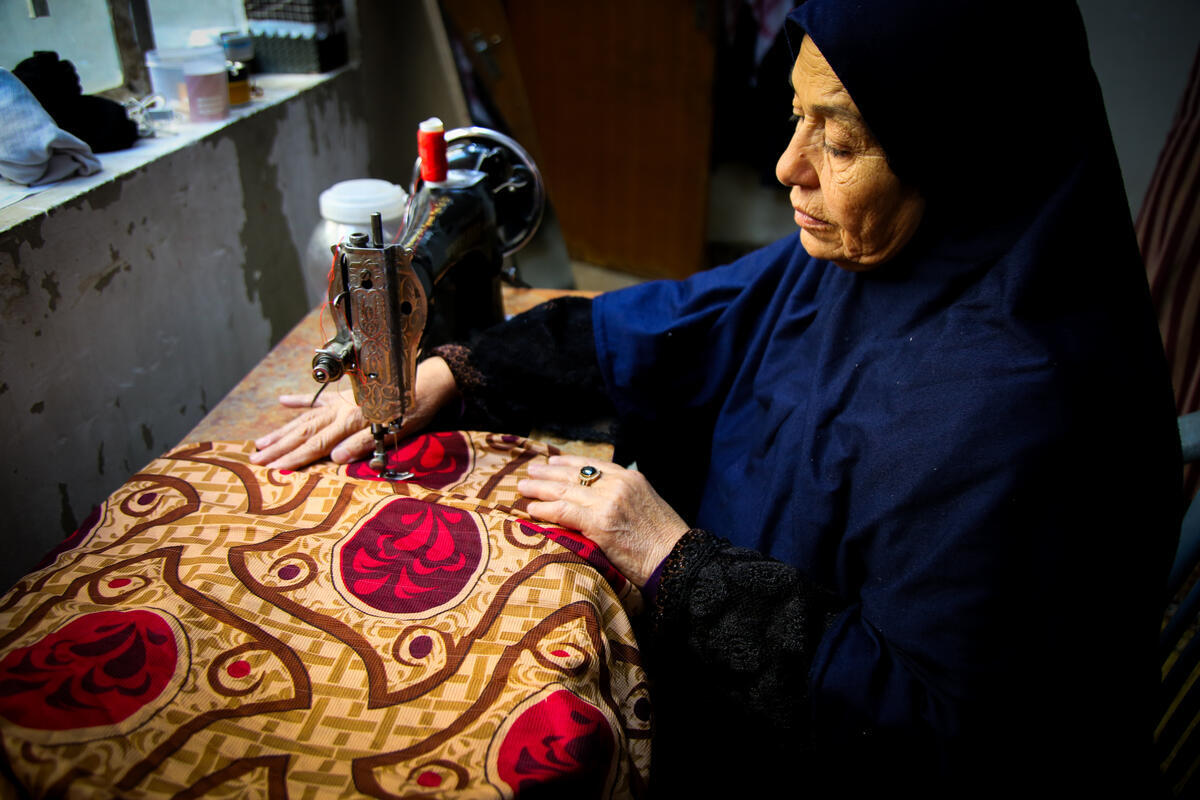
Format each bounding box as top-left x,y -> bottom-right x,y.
593,0 -> 1180,789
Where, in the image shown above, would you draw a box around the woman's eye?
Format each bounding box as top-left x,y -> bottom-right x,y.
789,113 -> 803,125
823,141 -> 852,158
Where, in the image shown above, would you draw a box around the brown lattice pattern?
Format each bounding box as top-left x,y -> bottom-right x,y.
0,433 -> 650,798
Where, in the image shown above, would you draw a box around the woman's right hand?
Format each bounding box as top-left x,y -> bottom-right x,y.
249,356 -> 460,470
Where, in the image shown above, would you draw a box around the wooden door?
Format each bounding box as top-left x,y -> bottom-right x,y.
442,0 -> 716,280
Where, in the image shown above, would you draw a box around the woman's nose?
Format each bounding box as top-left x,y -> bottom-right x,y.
776,131 -> 818,188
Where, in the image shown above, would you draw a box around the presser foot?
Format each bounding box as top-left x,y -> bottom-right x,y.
369,423 -> 413,481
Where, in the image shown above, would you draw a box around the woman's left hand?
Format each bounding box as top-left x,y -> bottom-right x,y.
517,455 -> 690,587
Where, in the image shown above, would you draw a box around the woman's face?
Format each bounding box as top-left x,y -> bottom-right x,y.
776,36 -> 925,271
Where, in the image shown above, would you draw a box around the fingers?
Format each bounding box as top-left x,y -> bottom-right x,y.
277,393 -> 320,409
251,411 -> 322,458
520,457 -> 624,512
262,437 -> 331,471
525,456 -> 618,484
254,366 -> 452,473
518,468 -> 600,527
330,428 -> 375,463
517,476 -> 582,503
253,392 -> 340,451
261,414 -> 343,469
251,386 -> 370,470
525,499 -> 586,532
252,410 -> 312,452
253,429 -> 283,451
251,409 -> 338,468
524,462 -> 578,484
518,454 -> 690,586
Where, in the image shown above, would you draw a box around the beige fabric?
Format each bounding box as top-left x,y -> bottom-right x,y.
0,433 -> 649,798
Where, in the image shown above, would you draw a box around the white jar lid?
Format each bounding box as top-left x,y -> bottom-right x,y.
318,179 -> 408,225
146,45 -> 224,68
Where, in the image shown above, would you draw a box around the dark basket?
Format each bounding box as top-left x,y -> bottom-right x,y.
243,0 -> 344,26
250,30 -> 347,73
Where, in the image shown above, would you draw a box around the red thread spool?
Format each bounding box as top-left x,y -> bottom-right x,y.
418,117 -> 448,183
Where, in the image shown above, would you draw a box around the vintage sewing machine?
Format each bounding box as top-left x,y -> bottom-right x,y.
310,121 -> 545,478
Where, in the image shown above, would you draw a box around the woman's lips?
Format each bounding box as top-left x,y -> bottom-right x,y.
793,207 -> 831,229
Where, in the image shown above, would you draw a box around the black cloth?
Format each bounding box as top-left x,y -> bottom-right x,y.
432,296 -> 621,446
643,528 -> 845,796
13,51 -> 136,153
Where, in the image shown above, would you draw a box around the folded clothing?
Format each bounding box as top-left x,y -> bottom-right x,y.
13,51 -> 137,154
0,68 -> 101,187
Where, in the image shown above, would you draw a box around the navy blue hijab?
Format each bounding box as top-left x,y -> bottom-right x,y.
593,0 -> 1179,789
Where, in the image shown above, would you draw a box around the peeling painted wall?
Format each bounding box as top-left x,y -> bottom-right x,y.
0,0 -> 467,590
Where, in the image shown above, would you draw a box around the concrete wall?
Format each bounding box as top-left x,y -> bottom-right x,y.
0,0 -> 468,591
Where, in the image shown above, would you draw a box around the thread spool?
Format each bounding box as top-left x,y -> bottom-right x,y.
418,117 -> 448,183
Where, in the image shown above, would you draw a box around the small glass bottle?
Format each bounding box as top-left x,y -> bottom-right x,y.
226,61 -> 250,106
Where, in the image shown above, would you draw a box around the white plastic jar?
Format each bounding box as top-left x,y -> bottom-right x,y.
303,179 -> 409,307
181,44 -> 229,122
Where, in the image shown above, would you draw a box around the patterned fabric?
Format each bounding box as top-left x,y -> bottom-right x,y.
1137,43 -> 1200,501
0,432 -> 650,798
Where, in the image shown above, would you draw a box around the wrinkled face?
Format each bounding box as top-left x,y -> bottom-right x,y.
776,36 -> 925,271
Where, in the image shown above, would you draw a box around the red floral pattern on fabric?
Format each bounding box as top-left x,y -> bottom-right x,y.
338,497 -> 485,614
346,431 -> 471,488
0,610 -> 178,731
496,689 -> 615,797
0,436 -> 651,796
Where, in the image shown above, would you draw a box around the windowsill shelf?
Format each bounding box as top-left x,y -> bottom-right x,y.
0,69 -> 346,234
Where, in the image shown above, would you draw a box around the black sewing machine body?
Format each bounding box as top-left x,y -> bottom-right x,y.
311,127 -> 543,475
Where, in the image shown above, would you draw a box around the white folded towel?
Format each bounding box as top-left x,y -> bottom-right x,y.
0,68 -> 101,186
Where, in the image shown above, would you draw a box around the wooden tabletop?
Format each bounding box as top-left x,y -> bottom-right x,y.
182,287 -> 610,458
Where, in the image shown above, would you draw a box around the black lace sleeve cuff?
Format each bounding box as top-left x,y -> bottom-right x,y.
641,530 -> 850,795
647,528 -> 845,727
429,296 -> 620,443
428,343 -> 485,394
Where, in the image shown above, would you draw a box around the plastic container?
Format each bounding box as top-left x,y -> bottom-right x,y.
145,48 -> 190,112
303,179 -> 409,306
182,45 -> 229,122
145,45 -> 229,121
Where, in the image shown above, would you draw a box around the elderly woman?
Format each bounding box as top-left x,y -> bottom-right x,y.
254,0 -> 1180,794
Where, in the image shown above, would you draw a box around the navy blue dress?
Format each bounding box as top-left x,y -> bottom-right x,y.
592,1 -> 1179,792
445,1 -> 1182,794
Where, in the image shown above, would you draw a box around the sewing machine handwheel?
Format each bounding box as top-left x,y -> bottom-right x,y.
412,126 -> 546,258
